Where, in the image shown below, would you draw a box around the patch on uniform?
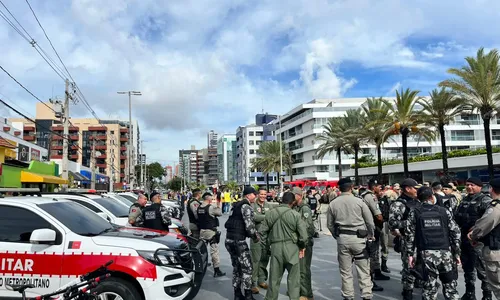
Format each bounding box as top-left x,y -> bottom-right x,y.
131,208 -> 137,213
491,200 -> 499,206
304,212 -> 310,218
264,207 -> 269,211
486,208 -> 494,215
145,211 -> 156,220
423,218 -> 441,228
257,207 -> 262,213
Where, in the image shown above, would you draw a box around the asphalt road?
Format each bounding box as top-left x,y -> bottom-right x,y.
189,212 -> 484,300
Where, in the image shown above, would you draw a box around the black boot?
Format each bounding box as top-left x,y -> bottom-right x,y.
381,260 -> 391,273
214,268 -> 226,278
374,269 -> 390,280
461,283 -> 476,300
371,273 -> 383,291
482,291 -> 493,300
244,289 -> 256,300
234,288 -> 244,300
402,289 -> 413,300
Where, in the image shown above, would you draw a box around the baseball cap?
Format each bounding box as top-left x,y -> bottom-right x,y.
150,191 -> 160,200
291,187 -> 303,195
466,177 -> 483,187
243,186 -> 257,196
338,177 -> 353,186
368,178 -> 381,187
401,178 -> 419,188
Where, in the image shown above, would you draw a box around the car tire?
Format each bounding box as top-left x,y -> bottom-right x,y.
93,277 -> 141,300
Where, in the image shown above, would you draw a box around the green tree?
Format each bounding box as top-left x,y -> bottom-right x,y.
148,162 -> 165,179
361,97 -> 391,182
251,140 -> 294,187
167,176 -> 182,191
315,117 -> 351,178
439,47 -> 500,180
226,180 -> 238,192
418,88 -> 468,179
382,88 -> 436,178
342,109 -> 365,185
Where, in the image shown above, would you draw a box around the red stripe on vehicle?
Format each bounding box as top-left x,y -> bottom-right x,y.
119,227 -> 188,242
0,252 -> 157,279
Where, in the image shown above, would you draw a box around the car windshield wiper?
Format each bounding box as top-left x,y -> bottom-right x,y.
96,227 -> 115,235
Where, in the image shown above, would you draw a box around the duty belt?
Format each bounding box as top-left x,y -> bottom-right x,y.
339,229 -> 358,235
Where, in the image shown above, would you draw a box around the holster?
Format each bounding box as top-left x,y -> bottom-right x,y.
410,253 -> 428,281
366,240 -> 377,257
393,236 -> 402,253
333,223 -> 341,238
210,231 -> 221,244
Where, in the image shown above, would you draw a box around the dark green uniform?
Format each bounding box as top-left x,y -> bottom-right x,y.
295,202 -> 315,299
261,204 -> 308,300
251,200 -> 271,288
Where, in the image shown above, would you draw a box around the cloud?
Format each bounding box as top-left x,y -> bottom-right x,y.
1,0 -> 500,163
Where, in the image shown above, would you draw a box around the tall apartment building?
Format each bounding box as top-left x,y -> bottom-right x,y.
277,97 -> 500,180
217,134 -> 236,183
8,103 -> 140,184
164,165 -> 173,183
178,146 -> 208,184
235,114 -> 278,185
207,130 -> 219,186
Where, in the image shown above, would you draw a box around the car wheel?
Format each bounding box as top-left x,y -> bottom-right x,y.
93,277 -> 141,300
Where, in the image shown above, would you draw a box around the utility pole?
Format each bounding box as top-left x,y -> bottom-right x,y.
61,79 -> 70,191
91,142 -> 96,190
117,91 -> 141,191
109,134 -> 115,192
140,140 -> 144,190
278,115 -> 284,194
144,157 -> 148,194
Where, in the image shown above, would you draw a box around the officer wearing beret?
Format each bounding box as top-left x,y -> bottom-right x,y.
468,178 -> 500,299
406,186 -> 461,300
454,177 -> 493,300
327,177 -> 374,300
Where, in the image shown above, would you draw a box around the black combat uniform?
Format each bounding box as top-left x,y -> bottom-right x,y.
142,202 -> 171,231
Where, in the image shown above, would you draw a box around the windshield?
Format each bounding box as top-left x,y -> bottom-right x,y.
91,197 -> 130,217
39,201 -> 113,236
107,195 -> 134,206
119,194 -> 137,203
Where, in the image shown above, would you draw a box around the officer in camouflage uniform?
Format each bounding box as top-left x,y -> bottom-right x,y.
292,187 -> 315,300
225,186 -> 259,300
261,191 -> 308,300
187,189 -> 202,239
141,192 -> 172,231
406,186 -> 461,300
388,178 -> 421,300
441,183 -> 459,214
454,177 -> 493,300
128,194 -> 147,226
251,187 -> 272,294
469,178 -> 500,299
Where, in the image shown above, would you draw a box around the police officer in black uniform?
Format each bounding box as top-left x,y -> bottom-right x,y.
454,177 -> 493,300
141,191 -> 172,231
307,187 -> 319,214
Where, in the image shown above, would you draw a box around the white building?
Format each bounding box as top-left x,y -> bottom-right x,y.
0,119 -> 48,161
277,98 -> 500,181
217,134 -> 236,183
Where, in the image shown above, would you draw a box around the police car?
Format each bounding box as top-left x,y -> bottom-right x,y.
0,196 -> 208,300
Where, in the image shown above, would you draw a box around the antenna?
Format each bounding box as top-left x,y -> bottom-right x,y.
261,98 -> 264,114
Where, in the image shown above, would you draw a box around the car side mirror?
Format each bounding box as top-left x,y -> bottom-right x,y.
30,228 -> 56,245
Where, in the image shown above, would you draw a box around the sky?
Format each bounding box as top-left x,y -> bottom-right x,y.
1,0 -> 500,166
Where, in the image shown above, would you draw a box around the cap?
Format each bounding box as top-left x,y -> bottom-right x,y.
401,178 -> 419,188
243,186 -> 257,196
442,183 -> 453,189
150,191 -> 160,200
202,192 -> 212,199
338,177 -> 353,186
309,186 -> 316,190
490,178 -> 500,189
431,182 -> 442,188
466,177 -> 483,187
417,186 -> 433,201
368,178 -> 381,186
292,187 -> 303,195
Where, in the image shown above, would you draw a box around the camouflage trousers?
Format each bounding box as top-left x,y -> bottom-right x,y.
370,228 -> 381,271
400,244 -> 415,290
420,250 -> 459,300
460,240 -> 491,293
225,239 -> 253,290
200,229 -> 220,268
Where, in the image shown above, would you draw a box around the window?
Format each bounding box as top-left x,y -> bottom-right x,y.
249,131 -> 255,136
68,199 -> 101,212
0,205 -> 61,244
450,130 -> 474,141
317,165 -> 329,172
91,197 -> 129,217
39,202 -> 114,237
493,130 -> 500,140
249,140 -> 254,145
110,131 -> 114,134
249,150 -> 255,154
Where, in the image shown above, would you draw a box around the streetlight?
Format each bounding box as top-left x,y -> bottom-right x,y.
117,90 -> 141,190
278,115 -> 284,194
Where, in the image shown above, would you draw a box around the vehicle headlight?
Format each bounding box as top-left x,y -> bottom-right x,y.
137,250 -> 180,265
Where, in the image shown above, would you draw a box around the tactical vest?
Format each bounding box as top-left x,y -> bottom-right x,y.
378,195 -> 390,221
415,204 -> 450,251
308,195 -> 318,211
395,197 -> 420,220
187,198 -> 201,224
455,193 -> 486,230
225,200 -> 249,240
197,204 -> 219,230
142,203 -> 167,230
482,200 -> 500,250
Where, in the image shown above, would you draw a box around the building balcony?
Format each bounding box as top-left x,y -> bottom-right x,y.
50,154 -> 63,159
120,128 -> 128,133
120,137 -> 128,142
24,126 -> 35,131
70,145 -> 79,150
51,145 -> 63,150
14,131 -> 21,136
90,135 -> 107,140
2,126 -> 10,132
120,146 -> 127,151
120,155 -> 127,160
51,125 -> 78,131
96,154 -> 107,159
120,173 -> 125,178
70,154 -> 78,160
120,164 -> 125,168
69,134 -> 79,140
96,163 -> 107,168
95,145 -> 107,150
88,126 -> 107,131
23,135 -> 36,141
52,135 -> 63,140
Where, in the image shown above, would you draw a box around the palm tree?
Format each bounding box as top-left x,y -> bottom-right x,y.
361,97 -> 391,181
315,117 -> 351,179
251,141 -> 294,188
382,88 -> 436,178
418,88 -> 468,180
439,47 -> 500,180
342,109 -> 366,185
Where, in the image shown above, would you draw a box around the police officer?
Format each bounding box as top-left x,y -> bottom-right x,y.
198,192 -> 226,278
379,187 -> 395,273
361,179 -> 390,290
327,177 -> 374,300
187,189 -> 202,239
225,186 -> 259,300
441,183 -> 459,214
454,177 -> 493,300
250,187 -> 271,294
260,191 -> 308,300
128,194 -> 147,226
468,178 -> 500,299
307,187 -> 320,215
292,187 -> 315,300
406,186 -> 461,300
388,178 -> 421,300
141,191 -> 171,230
